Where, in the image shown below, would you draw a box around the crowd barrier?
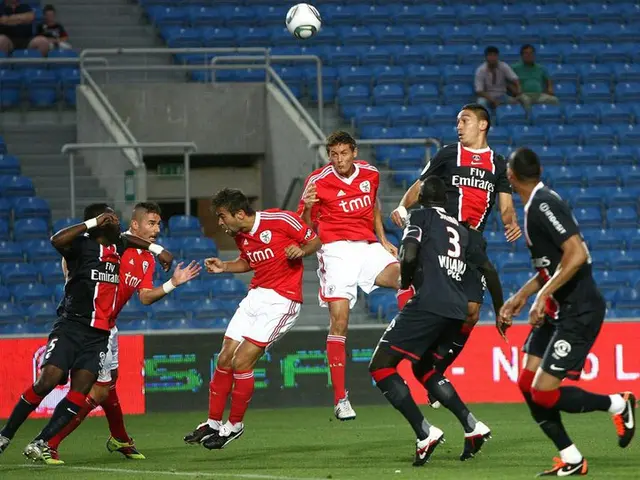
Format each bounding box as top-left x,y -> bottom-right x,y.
1,323 -> 638,418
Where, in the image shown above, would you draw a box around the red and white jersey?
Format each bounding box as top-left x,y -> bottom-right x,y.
235,209 -> 316,303
297,161 -> 379,244
113,248 -> 155,319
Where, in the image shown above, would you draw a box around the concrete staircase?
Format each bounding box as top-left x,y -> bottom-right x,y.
55,0 -> 182,83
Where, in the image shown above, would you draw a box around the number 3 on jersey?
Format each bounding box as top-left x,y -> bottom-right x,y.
446,226 -> 461,258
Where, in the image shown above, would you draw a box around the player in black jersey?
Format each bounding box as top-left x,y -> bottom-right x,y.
369,176 -> 491,467
391,104 -> 520,408
500,148 -> 636,477
0,203 -> 173,464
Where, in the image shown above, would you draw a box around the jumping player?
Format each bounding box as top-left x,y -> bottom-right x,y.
298,131 -> 400,420
369,176 -> 491,466
391,103 -> 520,405
184,188 -> 321,449
0,204 -> 173,463
47,202 -> 201,463
501,148 -> 635,476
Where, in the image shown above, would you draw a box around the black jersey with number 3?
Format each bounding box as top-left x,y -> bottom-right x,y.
420,143 -> 511,232
524,182 -> 604,319
403,207 -> 469,320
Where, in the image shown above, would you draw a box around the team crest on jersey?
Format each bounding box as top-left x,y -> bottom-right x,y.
142,260 -> 149,274
304,228 -> 313,240
359,180 -> 371,193
260,230 -> 272,244
471,154 -> 483,165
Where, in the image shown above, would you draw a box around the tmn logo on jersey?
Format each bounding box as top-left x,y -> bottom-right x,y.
438,256 -> 466,282
90,262 -> 119,284
123,272 -> 142,289
359,181 -> 371,193
338,194 -> 372,213
260,230 -> 272,244
246,248 -> 274,264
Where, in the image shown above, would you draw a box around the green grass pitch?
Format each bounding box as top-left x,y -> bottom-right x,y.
0,404 -> 637,479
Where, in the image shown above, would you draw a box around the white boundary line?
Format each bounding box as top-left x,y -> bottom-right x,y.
8,464 -> 334,480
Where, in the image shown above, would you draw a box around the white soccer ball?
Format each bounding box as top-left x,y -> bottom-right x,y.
285,3 -> 322,40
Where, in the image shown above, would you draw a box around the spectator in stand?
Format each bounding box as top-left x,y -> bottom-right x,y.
475,46 -> 531,111
37,5 -> 71,51
511,44 -> 559,106
0,0 -> 49,55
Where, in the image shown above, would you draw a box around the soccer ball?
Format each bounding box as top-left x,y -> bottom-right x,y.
285,3 -> 321,40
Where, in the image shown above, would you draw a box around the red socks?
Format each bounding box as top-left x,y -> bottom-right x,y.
208,367 -> 233,422
103,386 -> 129,442
48,396 -> 98,450
22,386 -> 44,406
228,371 -> 255,424
327,335 -> 347,404
396,285 -> 416,310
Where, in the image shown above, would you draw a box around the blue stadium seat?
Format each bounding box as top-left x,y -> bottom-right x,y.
151,297 -> 187,322
13,218 -> 49,241
403,126 -> 441,141
358,4 -> 393,24
211,278 -> 248,298
485,230 -> 513,252
161,27 -> 201,48
616,124 -> 640,146
405,65 -> 441,85
442,65 -> 474,84
174,281 -> 210,302
569,186 -> 605,207
578,63 -> 613,84
371,25 -> 406,44
188,6 -> 222,27
0,285 -> 9,302
603,146 -> 637,165
323,4 -> 358,25
511,126 -> 546,146
361,45 -> 393,65
180,236 -> 217,262
623,166 -> 640,186
372,65 -> 405,85
0,70 -> 21,107
147,6 -> 189,27
0,198 -> 10,221
607,187 -> 640,208
168,215 -> 201,237
190,298 -> 229,325
574,207 -> 603,228
545,125 -> 581,146
223,6 -> 256,27
426,105 -> 457,126
613,63 -> 640,83
568,146 -> 601,165
497,252 -> 530,273
532,44 -> 562,64
372,84 -> 405,105
27,301 -> 58,326
0,219 -> 8,241
11,283 -> 53,306
0,241 -> 23,263
596,103 -> 633,124
581,125 -> 616,145
354,106 -> 389,127
408,84 -> 439,104
554,82 -> 579,103
0,263 -> 38,284
496,105 -> 527,126
611,251 -> 640,271
389,106 -> 423,127
584,229 -> 626,250
559,44 -> 595,64
0,175 -> 34,197
10,49 -> 41,70
594,43 -> 633,64
588,165 -> 620,186
531,104 -> 564,125
359,126 -> 403,140
540,25 -> 575,45
615,83 -> 640,103
0,302 -> 24,324
23,239 -> 58,262
338,26 -> 374,45
200,27 -> 235,47
442,84 -> 474,105
537,146 -> 566,165
38,261 -> 64,285
394,44 -> 432,65
607,207 -> 638,228
12,196 -> 50,220
564,104 -> 598,125
614,288 -> 640,313
581,82 -> 612,103
337,85 -> 370,105
0,154 -> 19,175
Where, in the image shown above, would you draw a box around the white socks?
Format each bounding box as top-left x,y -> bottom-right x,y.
559,444 -> 583,464
207,419 -> 222,429
608,394 -> 626,415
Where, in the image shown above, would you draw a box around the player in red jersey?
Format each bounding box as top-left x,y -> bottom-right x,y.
184,188 -> 321,449
0,204 -> 174,464
47,202 -> 201,463
390,104 -> 521,408
297,131 -> 400,420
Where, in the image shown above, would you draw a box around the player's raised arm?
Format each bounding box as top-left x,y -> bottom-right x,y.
205,256 -> 251,274
120,232 -> 174,271
298,181 -> 320,229
50,211 -> 118,253
138,260 -> 202,305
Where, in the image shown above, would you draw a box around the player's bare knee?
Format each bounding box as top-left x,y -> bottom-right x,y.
216,350 -> 234,370
91,384 -> 110,405
33,365 -> 64,395
375,263 -> 400,289
369,348 -> 398,373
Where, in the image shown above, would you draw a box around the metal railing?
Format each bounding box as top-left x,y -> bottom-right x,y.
62,142 -> 197,218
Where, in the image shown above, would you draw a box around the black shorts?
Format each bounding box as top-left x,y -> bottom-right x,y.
41,320 -> 110,379
463,228 -> 488,304
522,308 -> 605,380
377,304 -> 464,362
9,37 -> 33,50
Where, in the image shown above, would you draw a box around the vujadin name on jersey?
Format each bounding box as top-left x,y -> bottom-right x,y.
438,255 -> 467,281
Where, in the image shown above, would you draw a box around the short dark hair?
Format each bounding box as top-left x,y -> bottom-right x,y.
326,130 -> 356,154
520,44 -> 535,54
508,147 -> 542,182
460,103 -> 492,131
211,188 -> 255,216
84,203 -> 112,221
419,175 -> 447,207
132,201 -> 161,220
484,46 -> 499,56
43,4 -> 56,13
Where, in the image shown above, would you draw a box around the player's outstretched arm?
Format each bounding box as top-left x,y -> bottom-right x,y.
374,199 -> 397,257
121,232 -> 174,271
205,256 -> 251,274
498,192 -> 522,243
500,273 -> 544,326
284,236 -> 322,260
50,213 -> 118,253
391,180 -> 421,227
139,261 -> 202,305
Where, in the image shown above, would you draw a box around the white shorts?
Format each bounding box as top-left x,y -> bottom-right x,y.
225,288 -> 301,348
97,326 -> 119,385
317,241 -> 398,309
